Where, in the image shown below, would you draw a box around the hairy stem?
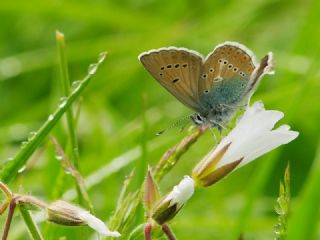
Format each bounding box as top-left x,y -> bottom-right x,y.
154,125 -> 208,181
144,222 -> 152,240
2,196 -> 18,240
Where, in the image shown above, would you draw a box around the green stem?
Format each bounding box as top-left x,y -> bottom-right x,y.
136,94 -> 149,223
19,206 -> 44,240
153,125 -> 208,181
123,126 -> 207,237
56,31 -> 81,169
56,31 -> 93,211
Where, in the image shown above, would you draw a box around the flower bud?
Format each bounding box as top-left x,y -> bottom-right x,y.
47,200 -> 120,237
192,143 -> 243,187
152,176 -> 194,225
144,169 -> 160,218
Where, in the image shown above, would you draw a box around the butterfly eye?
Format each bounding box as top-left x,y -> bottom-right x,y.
204,90 -> 209,94
160,73 -> 163,76
209,68 -> 214,72
174,64 -> 180,68
228,64 -> 233,69
202,74 -> 208,78
223,60 -> 228,65
182,63 -> 188,68
218,59 -> 223,63
196,114 -> 203,121
160,66 -> 165,70
233,67 -> 238,72
167,65 -> 172,68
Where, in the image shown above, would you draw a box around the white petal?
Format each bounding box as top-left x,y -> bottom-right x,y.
215,101 -> 299,169
166,176 -> 194,206
80,211 -> 121,237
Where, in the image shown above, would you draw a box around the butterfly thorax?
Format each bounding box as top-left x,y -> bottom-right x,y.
193,77 -> 248,128
191,104 -> 236,130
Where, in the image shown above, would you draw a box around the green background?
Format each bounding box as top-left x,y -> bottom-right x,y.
0,0 -> 319,239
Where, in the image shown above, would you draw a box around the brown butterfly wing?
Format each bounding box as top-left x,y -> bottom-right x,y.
199,42 -> 257,96
245,52 -> 274,98
139,48 -> 204,112
199,42 -> 273,107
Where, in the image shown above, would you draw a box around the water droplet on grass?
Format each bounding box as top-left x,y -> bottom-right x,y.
88,64 -> 98,75
28,131 -> 37,140
98,52 -> 107,63
18,165 -> 26,173
21,141 -> 28,148
72,80 -> 81,88
59,101 -> 67,108
48,115 -> 54,121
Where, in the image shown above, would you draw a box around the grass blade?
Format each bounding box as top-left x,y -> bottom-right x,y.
0,52 -> 107,183
56,31 -> 92,210
56,31 -> 81,169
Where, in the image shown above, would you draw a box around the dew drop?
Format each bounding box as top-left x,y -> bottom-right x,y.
275,204 -> 284,215
28,131 -> 37,141
21,141 -> 28,148
98,52 -> 107,64
18,165 -> 27,173
71,80 -> 81,88
59,100 -> 67,108
273,223 -> 282,235
48,114 -> 54,121
56,155 -> 63,161
88,63 -> 98,75
59,96 -> 67,102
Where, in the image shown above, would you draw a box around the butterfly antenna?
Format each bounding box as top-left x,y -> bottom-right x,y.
156,114 -> 193,136
209,128 -> 217,143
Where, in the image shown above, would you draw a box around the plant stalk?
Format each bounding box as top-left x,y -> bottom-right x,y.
162,224 -> 176,240
19,206 -> 44,240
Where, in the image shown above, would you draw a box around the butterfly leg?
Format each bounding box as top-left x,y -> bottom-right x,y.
220,103 -> 247,110
209,128 -> 218,142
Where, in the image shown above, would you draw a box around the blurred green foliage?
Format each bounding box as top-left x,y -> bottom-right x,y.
0,0 -> 319,239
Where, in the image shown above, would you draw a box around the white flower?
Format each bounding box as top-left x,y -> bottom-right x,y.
193,101 -> 299,187
79,211 -> 121,237
216,101 -> 298,168
47,200 -> 120,237
165,175 -> 195,207
152,176 -> 194,224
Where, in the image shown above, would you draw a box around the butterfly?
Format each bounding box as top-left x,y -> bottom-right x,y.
139,41 -> 273,131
